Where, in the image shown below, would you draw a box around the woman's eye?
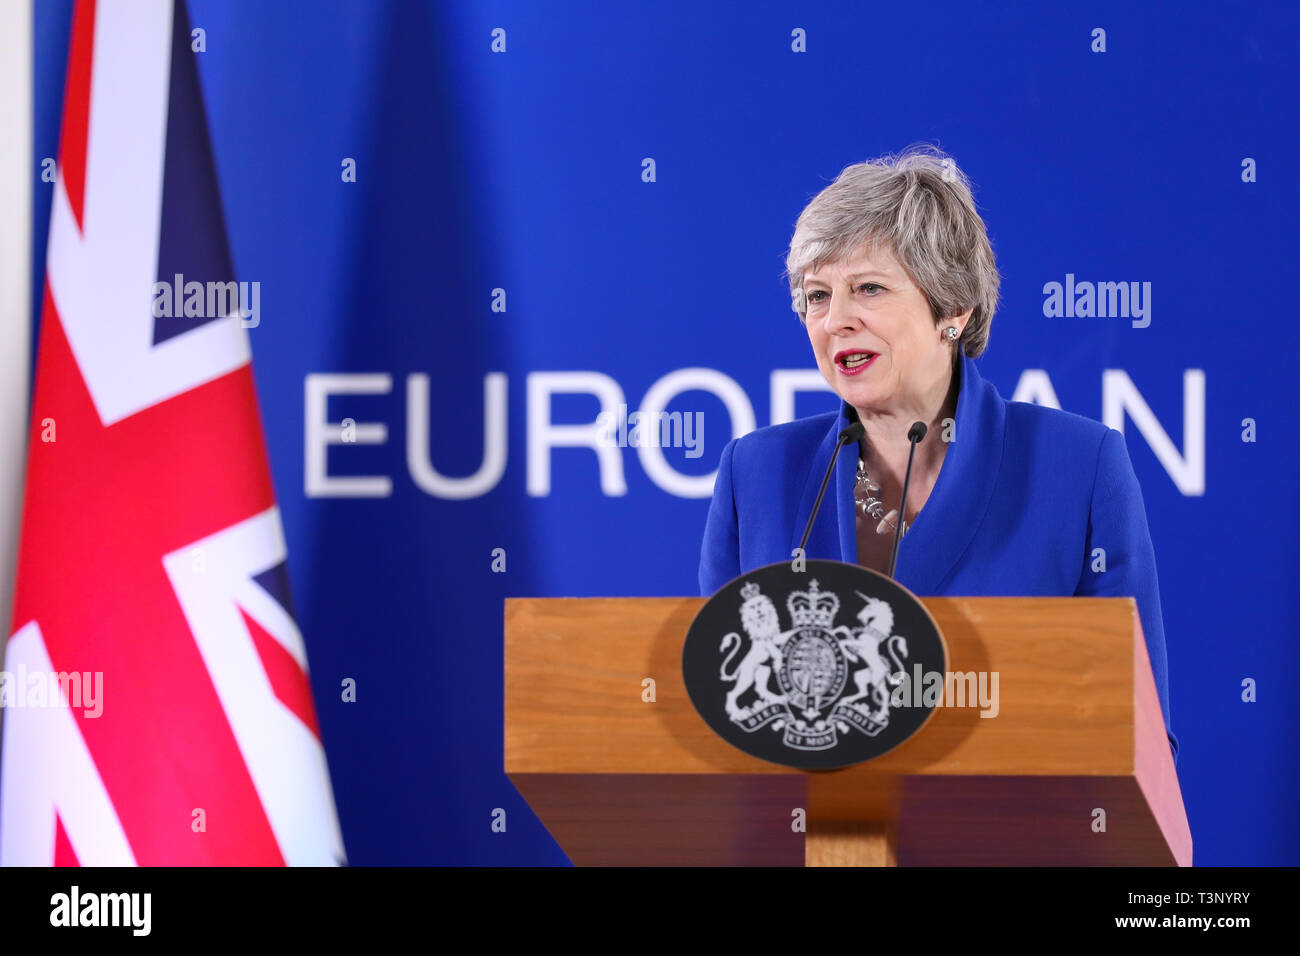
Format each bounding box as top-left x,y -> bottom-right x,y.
805,286 -> 879,304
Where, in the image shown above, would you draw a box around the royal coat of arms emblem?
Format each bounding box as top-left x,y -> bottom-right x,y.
721,578 -> 910,749
684,560 -> 945,769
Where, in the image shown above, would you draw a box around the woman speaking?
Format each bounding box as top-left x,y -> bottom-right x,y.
698,145 -> 1177,759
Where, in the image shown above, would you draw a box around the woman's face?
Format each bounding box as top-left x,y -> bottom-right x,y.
802,244 -> 961,416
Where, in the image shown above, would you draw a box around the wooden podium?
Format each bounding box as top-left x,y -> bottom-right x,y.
504,595 -> 1191,866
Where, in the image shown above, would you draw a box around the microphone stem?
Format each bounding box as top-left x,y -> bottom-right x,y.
797,434 -> 853,555
888,438 -> 921,579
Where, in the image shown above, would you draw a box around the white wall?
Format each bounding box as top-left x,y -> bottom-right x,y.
0,0 -> 34,646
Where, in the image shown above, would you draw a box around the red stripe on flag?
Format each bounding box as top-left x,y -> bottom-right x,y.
239,607 -> 322,742
54,813 -> 80,867
58,0 -> 96,232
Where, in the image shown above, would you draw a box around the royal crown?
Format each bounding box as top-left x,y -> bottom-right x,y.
787,579 -> 839,629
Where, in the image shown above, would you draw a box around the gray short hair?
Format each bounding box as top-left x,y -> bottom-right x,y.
784,143 -> 1000,359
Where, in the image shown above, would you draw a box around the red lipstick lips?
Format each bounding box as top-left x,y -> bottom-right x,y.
834,349 -> 878,376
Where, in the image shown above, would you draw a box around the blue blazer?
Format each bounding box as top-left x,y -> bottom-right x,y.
699,351 -> 1178,761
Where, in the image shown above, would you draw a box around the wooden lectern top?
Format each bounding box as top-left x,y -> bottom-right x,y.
505,596 -> 1191,867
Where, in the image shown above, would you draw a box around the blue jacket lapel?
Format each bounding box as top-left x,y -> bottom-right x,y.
893,352 -> 1006,593
799,352 -> 1007,594
834,407 -> 861,565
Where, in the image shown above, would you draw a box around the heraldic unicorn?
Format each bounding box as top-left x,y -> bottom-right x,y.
717,579 -> 909,751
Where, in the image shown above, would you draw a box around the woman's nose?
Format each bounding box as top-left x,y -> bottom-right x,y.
825,286 -> 860,331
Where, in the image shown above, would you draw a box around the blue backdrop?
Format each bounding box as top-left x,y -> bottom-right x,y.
31,0 -> 1300,865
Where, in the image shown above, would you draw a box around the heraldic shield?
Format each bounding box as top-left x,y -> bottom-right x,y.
682,560 -> 947,770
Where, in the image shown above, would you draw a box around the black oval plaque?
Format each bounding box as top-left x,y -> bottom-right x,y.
683,560 -> 947,770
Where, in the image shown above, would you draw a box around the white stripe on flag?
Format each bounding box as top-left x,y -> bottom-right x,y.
0,622 -> 137,866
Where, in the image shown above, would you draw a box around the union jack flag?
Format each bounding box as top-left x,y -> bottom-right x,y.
0,0 -> 344,865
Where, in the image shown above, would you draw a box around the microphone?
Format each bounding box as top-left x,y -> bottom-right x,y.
797,422 -> 865,556
887,421 -> 927,579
